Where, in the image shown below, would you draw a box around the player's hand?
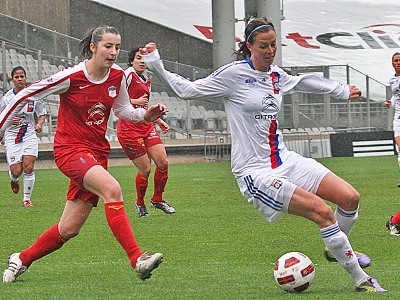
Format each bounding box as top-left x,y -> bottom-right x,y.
385,99 -> 392,108
140,42 -> 157,55
144,103 -> 168,122
131,94 -> 149,107
34,124 -> 42,133
348,85 -> 361,99
156,119 -> 169,134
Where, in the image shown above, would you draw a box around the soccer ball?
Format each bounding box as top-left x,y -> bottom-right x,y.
273,252 -> 315,293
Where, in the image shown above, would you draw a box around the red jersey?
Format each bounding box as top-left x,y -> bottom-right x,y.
117,67 -> 154,137
0,61 -> 147,157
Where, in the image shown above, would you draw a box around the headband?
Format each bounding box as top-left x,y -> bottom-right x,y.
246,24 -> 275,43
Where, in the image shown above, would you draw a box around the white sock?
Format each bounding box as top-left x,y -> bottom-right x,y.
335,207 -> 358,236
321,222 -> 368,285
23,172 -> 35,200
9,170 -> 19,182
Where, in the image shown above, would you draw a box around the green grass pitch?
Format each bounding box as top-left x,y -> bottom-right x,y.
0,156 -> 399,299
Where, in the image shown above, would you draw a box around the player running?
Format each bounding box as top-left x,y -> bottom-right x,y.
385,51 -> 400,186
1,26 -> 166,283
117,47 -> 175,217
0,66 -> 47,207
140,17 -> 386,292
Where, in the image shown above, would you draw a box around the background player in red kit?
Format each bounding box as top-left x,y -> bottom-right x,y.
117,47 -> 175,217
1,26 -> 166,283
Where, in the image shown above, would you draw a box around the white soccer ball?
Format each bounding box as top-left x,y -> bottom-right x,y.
273,251 -> 315,293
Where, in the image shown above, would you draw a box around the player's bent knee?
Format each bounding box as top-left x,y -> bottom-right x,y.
313,203 -> 335,226
104,183 -> 123,201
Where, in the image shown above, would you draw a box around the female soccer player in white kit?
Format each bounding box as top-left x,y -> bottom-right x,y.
385,52 -> 400,176
140,17 -> 386,292
1,26 -> 166,283
0,66 -> 47,207
385,51 -> 400,235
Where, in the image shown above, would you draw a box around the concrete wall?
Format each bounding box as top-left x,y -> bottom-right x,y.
0,0 -> 213,69
0,0 -> 70,34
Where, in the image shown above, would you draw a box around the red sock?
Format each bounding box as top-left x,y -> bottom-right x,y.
104,202 -> 142,267
19,224 -> 66,267
392,211 -> 400,224
152,167 -> 168,202
135,173 -> 148,205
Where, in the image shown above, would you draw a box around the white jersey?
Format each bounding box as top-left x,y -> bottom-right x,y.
0,88 -> 47,145
144,50 -> 350,178
389,75 -> 400,117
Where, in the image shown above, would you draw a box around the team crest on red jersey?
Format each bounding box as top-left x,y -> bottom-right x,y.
108,86 -> 117,98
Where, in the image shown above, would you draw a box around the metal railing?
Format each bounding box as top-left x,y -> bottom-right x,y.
204,132 -> 231,161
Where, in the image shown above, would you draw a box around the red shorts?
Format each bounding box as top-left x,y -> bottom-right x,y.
118,127 -> 163,160
54,148 -> 108,206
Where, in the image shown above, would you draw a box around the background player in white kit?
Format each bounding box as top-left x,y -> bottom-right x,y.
385,51 -> 400,235
385,52 -> 400,179
140,17 -> 386,293
0,66 -> 47,207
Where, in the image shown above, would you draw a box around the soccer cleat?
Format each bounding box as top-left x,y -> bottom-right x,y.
2,253 -> 27,283
136,204 -> 149,218
10,180 -> 20,194
22,200 -> 33,207
356,277 -> 387,292
324,247 -> 371,268
385,216 -> 400,236
150,200 -> 176,215
135,252 -> 163,280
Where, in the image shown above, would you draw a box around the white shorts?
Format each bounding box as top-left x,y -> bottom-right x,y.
4,139 -> 39,166
237,151 -> 330,224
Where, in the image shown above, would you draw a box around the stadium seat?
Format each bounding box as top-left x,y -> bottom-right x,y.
205,110 -> 216,131
312,127 -> 320,133
190,106 -> 203,129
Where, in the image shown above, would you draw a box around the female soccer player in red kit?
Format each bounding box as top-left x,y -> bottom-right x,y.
1,26 -> 166,283
117,47 -> 175,217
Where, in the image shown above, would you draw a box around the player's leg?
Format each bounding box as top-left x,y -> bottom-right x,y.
386,210 -> 400,235
289,188 -> 386,292
147,141 -> 175,215
21,155 -> 37,206
132,154 -> 151,217
6,142 -> 23,194
316,172 -> 371,267
395,136 -> 400,167
83,164 -> 163,278
2,199 -> 91,283
119,133 -> 151,216
9,162 -> 22,194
